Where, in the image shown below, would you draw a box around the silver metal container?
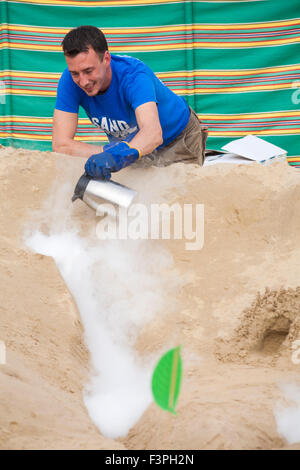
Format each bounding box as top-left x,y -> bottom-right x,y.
72,173 -> 136,215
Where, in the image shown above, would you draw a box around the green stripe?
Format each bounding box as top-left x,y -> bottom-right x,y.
6,2 -> 188,28
2,46 -> 300,75
6,1 -> 300,26
194,0 -> 300,23
1,96 -> 87,118
194,89 -> 299,114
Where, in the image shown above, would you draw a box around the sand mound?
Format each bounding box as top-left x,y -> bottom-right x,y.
216,287 -> 300,366
0,144 -> 300,450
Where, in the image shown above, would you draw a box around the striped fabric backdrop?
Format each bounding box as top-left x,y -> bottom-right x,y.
1,0 -> 299,166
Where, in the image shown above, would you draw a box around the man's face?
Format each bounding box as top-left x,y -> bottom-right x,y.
66,47 -> 111,96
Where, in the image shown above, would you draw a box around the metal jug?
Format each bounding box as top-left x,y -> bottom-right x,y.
72,173 -> 136,215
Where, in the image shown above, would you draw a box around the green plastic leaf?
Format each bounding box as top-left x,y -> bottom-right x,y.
151,346 -> 182,415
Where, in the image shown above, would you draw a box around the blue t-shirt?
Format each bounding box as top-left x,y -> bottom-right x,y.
55,54 -> 190,149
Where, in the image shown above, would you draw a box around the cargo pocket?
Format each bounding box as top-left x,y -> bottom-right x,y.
189,108 -> 208,165
182,126 -> 207,164
200,126 -> 208,165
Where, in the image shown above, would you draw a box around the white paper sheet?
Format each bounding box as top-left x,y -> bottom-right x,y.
203,154 -> 286,167
203,153 -> 254,166
221,135 -> 287,162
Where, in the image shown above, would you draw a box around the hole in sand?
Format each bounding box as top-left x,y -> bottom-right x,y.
259,318 -> 291,355
215,288 -> 300,364
261,330 -> 288,355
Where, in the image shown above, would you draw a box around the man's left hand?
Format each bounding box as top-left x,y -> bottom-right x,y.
84,141 -> 141,180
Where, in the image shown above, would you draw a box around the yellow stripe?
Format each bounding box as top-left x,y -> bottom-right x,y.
198,111 -> 300,120
0,132 -> 106,141
0,116 -> 93,124
123,141 -> 141,159
2,0 -> 178,6
1,37 -> 300,52
3,88 -> 57,96
210,129 -> 300,136
0,70 -> 60,79
2,17 -> 300,31
0,132 -> 52,140
0,117 -> 53,123
158,64 -> 300,78
120,39 -> 300,50
0,116 -> 94,126
4,0 -> 179,8
176,83 -> 294,94
75,136 -> 106,141
0,24 -> 69,34
0,42 -> 61,51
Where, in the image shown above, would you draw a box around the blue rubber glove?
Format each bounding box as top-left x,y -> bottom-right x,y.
85,141 -> 141,180
102,140 -> 120,152
103,137 -> 135,152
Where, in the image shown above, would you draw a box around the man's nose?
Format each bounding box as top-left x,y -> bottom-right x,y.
78,74 -> 89,87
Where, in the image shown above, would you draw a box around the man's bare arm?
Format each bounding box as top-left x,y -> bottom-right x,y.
52,109 -> 103,158
128,102 -> 163,156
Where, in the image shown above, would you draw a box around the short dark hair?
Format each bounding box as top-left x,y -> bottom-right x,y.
62,25 -> 108,59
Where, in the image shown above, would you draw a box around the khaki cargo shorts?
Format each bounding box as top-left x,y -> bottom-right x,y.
132,107 -> 208,168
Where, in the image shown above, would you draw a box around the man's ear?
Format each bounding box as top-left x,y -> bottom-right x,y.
103,50 -> 111,66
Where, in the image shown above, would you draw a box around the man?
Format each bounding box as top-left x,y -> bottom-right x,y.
53,25 -> 207,180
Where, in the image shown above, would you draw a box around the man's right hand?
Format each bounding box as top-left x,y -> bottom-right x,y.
52,109 -> 103,158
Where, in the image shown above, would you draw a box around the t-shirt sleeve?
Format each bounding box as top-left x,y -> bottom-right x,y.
124,71 -> 157,110
55,69 -> 80,113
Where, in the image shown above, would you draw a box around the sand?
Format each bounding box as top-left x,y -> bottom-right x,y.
0,143 -> 300,450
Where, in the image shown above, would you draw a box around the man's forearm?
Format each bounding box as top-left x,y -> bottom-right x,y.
52,139 -> 103,158
128,126 -> 163,156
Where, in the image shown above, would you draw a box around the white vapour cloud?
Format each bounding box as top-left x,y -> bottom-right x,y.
275,383 -> 300,445
24,173 -> 183,439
